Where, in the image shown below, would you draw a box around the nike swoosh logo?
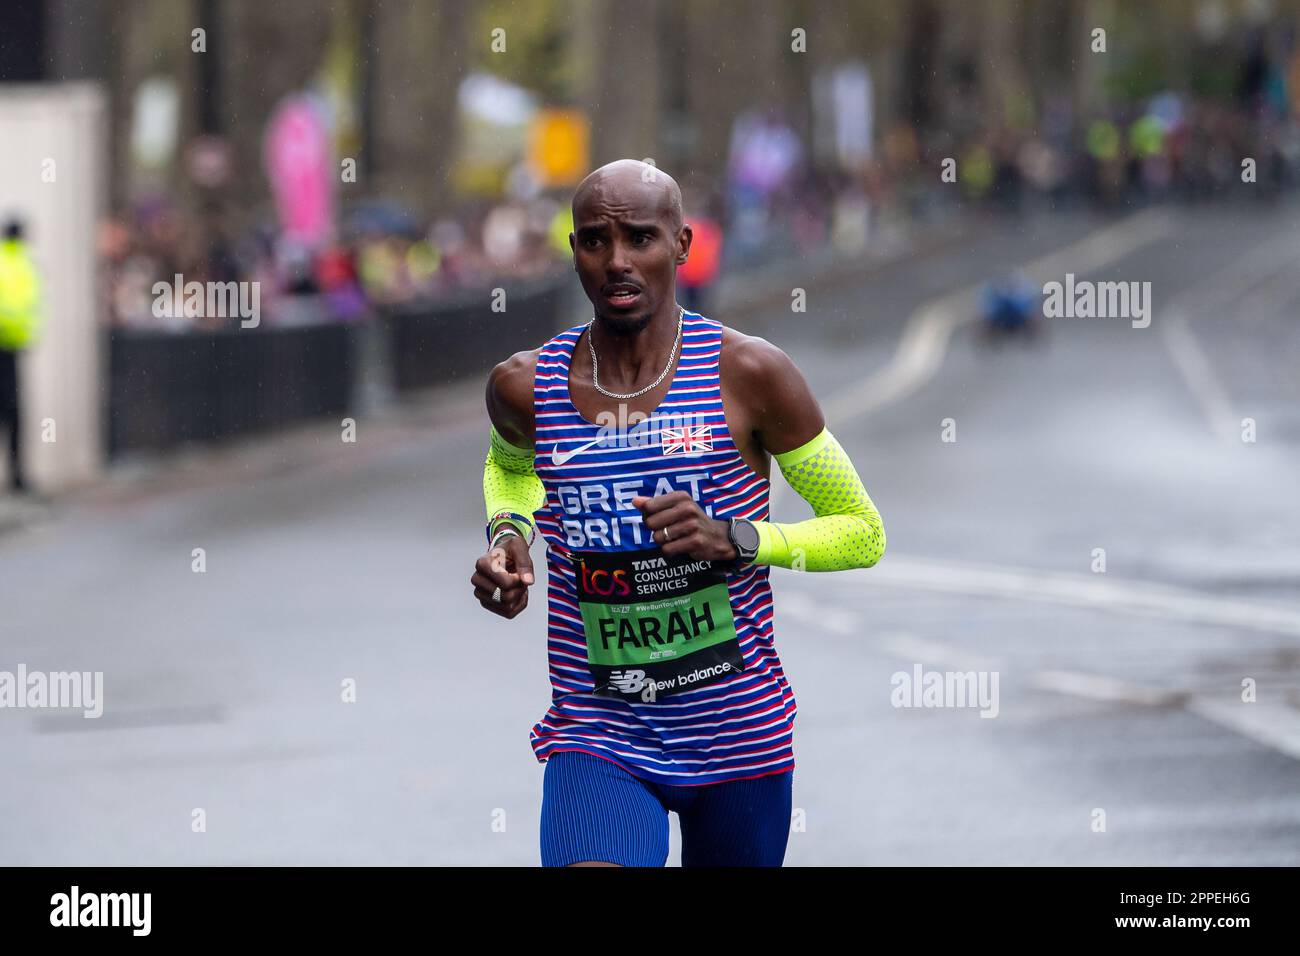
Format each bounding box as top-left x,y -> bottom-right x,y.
551,436 -> 606,466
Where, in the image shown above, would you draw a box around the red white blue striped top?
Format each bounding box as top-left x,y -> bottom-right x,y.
529,312 -> 797,785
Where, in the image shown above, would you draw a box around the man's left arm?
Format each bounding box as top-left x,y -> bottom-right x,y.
635,334 -> 885,571
740,337 -> 886,572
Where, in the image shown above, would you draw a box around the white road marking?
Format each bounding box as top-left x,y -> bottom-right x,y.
1161,310 -> 1240,444
1185,697 -> 1300,762
1030,670 -> 1183,707
809,622 -> 1300,762
819,208 -> 1174,426
879,632 -> 998,672
769,210 -> 1177,510
1156,229 -> 1299,439
768,210 -> 1300,759
1190,235 -> 1299,317
835,554 -> 1300,638
777,588 -> 858,635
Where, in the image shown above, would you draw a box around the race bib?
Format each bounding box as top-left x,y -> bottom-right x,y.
574,547 -> 745,701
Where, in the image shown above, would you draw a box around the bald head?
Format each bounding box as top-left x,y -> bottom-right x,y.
568,160 -> 692,332
572,160 -> 683,233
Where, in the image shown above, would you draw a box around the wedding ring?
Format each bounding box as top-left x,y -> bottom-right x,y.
491,586 -> 503,603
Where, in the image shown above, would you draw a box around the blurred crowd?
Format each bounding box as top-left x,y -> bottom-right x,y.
102,195 -> 571,331
103,42 -> 1300,332
920,92 -> 1299,213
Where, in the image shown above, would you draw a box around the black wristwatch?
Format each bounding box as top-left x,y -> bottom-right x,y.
727,517 -> 760,564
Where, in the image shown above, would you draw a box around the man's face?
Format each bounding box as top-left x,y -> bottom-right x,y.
570,175 -> 690,334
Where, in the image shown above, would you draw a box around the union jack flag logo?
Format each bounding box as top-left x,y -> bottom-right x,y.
660,424 -> 713,456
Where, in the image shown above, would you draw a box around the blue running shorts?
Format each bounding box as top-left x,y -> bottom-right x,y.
540,749 -> 793,867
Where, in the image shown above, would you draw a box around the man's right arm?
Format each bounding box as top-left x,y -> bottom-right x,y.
483,349 -> 543,541
472,350 -> 542,619
485,349 -> 538,448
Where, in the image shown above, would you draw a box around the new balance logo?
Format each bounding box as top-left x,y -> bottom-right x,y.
608,669 -> 647,693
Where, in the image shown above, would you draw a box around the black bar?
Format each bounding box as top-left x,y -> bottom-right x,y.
0,867 -> 1288,941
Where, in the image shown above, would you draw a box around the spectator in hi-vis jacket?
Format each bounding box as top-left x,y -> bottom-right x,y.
0,219 -> 43,493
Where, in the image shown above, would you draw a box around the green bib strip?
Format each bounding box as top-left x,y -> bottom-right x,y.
574,547 -> 744,701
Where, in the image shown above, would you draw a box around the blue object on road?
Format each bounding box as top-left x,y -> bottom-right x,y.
981,275 -> 1038,330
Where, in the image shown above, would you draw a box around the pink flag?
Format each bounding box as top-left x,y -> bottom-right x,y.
264,95 -> 334,247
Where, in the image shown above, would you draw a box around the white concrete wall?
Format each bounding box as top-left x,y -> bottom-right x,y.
0,83 -> 107,492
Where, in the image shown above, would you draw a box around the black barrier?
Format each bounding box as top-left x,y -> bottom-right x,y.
383,274 -> 568,393
108,321 -> 358,456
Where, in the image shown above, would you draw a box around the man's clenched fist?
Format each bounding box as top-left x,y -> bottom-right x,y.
633,491 -> 738,562
471,532 -> 535,619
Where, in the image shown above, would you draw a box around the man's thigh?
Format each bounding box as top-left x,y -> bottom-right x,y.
540,750 -> 669,867
678,771 -> 793,867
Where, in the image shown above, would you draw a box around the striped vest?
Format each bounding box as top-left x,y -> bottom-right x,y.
529,312 -> 797,785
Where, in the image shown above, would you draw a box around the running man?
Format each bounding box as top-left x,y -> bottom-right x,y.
471,159 -> 886,867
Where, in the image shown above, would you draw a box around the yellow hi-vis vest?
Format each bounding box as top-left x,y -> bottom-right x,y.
0,239 -> 43,351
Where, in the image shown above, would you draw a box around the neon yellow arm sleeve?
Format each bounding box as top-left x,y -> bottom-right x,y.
752,428 -> 885,571
483,426 -> 546,538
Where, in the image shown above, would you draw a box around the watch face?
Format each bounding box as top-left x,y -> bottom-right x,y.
734,519 -> 760,554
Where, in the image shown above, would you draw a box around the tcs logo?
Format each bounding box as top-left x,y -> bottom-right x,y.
579,561 -> 631,597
